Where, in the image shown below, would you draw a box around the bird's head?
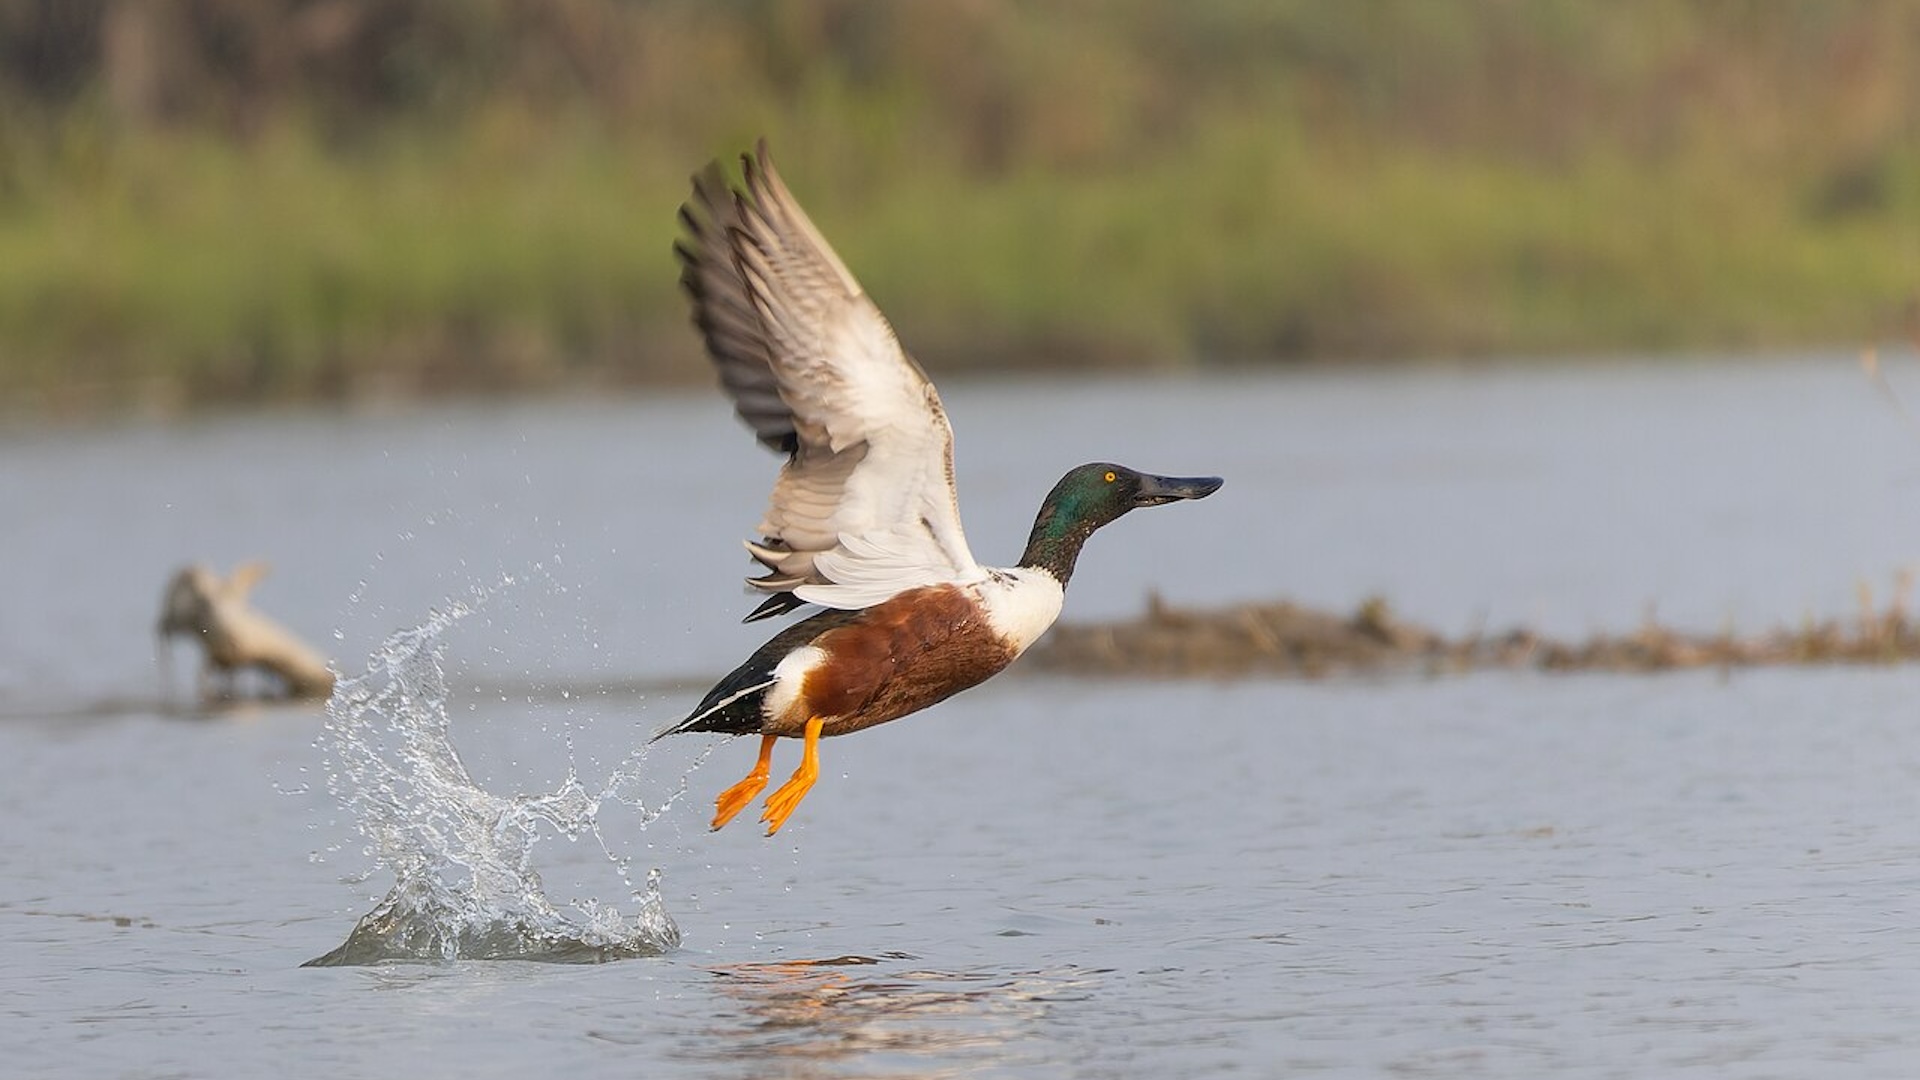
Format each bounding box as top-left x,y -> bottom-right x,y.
1020,463 -> 1222,581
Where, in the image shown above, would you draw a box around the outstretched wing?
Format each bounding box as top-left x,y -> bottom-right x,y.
676,141 -> 983,619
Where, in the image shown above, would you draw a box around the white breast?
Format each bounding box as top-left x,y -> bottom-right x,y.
974,567 -> 1066,656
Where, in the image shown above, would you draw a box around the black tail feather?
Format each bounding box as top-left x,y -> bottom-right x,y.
653,607 -> 861,740
743,590 -> 808,622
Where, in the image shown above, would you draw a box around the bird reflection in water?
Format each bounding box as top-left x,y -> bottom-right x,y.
688,953 -> 1101,1074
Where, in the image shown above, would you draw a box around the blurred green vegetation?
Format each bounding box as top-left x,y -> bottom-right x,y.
0,0 -> 1917,411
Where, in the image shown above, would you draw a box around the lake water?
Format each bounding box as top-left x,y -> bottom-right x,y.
4,354 -> 1920,1077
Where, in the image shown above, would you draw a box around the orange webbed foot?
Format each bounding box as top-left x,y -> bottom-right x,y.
711,735 -> 777,831
760,716 -> 824,836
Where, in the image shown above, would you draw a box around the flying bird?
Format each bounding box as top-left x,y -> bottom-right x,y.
655,142 -> 1222,835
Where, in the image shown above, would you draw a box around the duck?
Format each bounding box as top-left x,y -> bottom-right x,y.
654,142 -> 1222,835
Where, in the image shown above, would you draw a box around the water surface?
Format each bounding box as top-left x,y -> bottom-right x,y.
4,355 -> 1919,1077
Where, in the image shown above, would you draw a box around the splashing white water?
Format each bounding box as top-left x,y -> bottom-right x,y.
307,594 -> 688,965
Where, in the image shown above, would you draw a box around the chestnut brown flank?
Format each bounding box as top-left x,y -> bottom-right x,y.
774,584 -> 1017,737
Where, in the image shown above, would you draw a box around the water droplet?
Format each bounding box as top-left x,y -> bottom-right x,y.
308,585 -> 681,965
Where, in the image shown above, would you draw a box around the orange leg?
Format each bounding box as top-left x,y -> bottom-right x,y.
711,734 -> 777,831
759,716 -> 825,836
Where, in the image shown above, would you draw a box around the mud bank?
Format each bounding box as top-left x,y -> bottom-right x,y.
1028,588 -> 1920,678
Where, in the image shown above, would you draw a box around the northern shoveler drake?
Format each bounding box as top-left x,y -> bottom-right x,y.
654,142 -> 1222,835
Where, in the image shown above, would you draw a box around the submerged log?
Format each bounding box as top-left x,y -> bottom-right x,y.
157,562 -> 335,700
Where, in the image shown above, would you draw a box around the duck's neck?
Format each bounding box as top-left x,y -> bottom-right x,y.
1017,505 -> 1099,587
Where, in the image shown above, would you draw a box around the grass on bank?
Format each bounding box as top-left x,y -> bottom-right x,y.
0,109 -> 1915,412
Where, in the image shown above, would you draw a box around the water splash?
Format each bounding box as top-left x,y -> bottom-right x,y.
306,595 -> 685,966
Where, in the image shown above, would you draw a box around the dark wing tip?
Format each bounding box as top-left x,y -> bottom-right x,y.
742,591 -> 808,623
745,137 -> 773,179
740,138 -> 787,218
671,238 -> 699,278
689,159 -> 733,204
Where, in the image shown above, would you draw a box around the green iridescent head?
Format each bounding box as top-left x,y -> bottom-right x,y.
1019,463 -> 1222,583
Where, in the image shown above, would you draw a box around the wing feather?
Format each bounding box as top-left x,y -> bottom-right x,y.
676,169 -> 796,454
677,141 -> 982,617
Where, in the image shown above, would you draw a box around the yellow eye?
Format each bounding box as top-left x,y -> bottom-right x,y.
1104,471 -> 1117,483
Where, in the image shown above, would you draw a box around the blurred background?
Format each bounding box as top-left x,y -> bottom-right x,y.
11,8 -> 1920,1072
1,0 -> 1917,418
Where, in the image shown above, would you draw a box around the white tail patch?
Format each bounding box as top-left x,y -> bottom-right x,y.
766,645 -> 829,719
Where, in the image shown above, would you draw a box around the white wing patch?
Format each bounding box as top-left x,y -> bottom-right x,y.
796,529 -> 988,610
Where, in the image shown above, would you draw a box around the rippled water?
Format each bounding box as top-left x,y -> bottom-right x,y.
5,357 -> 1920,1076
